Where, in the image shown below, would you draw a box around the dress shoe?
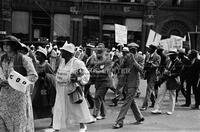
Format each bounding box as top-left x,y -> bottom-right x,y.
79,125 -> 87,132
181,104 -> 190,107
96,115 -> 105,120
136,117 -> 145,124
87,117 -> 96,124
109,103 -> 117,107
112,123 -> 123,129
166,112 -> 173,115
151,109 -> 162,114
191,105 -> 199,110
140,107 -> 147,111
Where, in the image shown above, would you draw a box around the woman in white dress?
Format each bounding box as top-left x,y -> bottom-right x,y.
53,42 -> 94,132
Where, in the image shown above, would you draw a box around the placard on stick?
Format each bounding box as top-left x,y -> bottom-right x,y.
115,24 -> 127,45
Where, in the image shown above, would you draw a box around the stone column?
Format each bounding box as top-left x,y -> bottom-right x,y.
141,0 -> 156,52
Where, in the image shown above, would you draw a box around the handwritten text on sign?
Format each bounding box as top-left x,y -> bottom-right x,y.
8,71 -> 31,93
115,24 -> 127,45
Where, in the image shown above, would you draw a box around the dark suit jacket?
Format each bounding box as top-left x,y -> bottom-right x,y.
144,52 -> 161,81
185,59 -> 200,84
124,53 -> 144,88
179,56 -> 191,80
165,58 -> 183,90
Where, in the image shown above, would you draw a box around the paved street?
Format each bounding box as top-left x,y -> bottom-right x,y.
35,80 -> 200,132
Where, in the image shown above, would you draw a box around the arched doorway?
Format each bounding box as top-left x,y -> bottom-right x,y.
160,20 -> 189,37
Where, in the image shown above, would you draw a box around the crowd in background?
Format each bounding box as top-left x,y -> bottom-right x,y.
0,35 -> 200,132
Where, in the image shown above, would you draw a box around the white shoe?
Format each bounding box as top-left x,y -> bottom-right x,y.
166,112 -> 173,115
151,109 -> 162,114
93,117 -> 97,122
79,125 -> 87,132
96,116 -> 105,120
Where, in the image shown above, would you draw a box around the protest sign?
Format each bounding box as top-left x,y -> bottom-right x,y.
154,33 -> 162,43
8,70 -> 32,93
159,38 -> 170,51
170,35 -> 183,50
146,30 -> 155,47
146,30 -> 161,47
115,24 -> 127,45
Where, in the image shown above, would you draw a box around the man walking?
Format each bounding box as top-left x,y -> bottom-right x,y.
184,50 -> 200,109
141,43 -> 161,110
112,43 -> 144,129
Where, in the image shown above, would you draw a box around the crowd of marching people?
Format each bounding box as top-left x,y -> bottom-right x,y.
0,35 -> 200,132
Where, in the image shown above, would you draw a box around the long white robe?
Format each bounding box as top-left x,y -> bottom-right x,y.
53,57 -> 93,131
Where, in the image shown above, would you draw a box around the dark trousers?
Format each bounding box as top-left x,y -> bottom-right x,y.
176,78 -> 186,102
93,87 -> 109,117
116,87 -> 143,124
142,78 -> 155,108
112,86 -> 127,104
84,84 -> 94,108
186,81 -> 200,106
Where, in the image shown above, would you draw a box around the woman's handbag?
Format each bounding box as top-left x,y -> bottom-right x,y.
68,83 -> 83,104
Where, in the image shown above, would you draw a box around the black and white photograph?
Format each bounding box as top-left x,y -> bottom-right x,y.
0,0 -> 200,132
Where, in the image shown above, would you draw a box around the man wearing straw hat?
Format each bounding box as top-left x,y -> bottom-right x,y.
152,48 -> 182,115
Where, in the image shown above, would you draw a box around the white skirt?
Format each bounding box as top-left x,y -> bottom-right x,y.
53,85 -> 93,130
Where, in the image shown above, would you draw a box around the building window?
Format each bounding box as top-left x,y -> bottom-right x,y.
125,18 -> 142,44
53,14 -> 70,42
12,11 -> 29,41
83,16 -> 100,46
102,17 -> 123,48
32,11 -> 51,41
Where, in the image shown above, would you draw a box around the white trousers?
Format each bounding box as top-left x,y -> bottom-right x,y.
154,82 -> 176,113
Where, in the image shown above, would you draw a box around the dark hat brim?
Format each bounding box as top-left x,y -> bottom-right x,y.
2,36 -> 22,49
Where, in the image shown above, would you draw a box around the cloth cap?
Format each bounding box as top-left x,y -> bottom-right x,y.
60,42 -> 75,54
86,43 -> 95,48
117,43 -> 124,47
97,43 -> 105,48
138,51 -> 142,54
127,42 -> 139,49
148,42 -> 159,49
122,47 -> 129,52
96,43 -> 106,50
167,48 -> 178,56
30,44 -> 34,48
53,45 -> 58,49
36,46 -> 47,57
112,47 -> 116,51
178,48 -> 185,54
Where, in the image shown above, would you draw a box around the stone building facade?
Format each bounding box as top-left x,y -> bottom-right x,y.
0,0 -> 199,51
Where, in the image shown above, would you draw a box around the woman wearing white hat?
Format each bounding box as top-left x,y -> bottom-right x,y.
53,42 -> 94,132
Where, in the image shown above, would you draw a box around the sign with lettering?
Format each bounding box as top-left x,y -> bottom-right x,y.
146,30 -> 161,47
115,24 -> 127,45
8,71 -> 31,93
